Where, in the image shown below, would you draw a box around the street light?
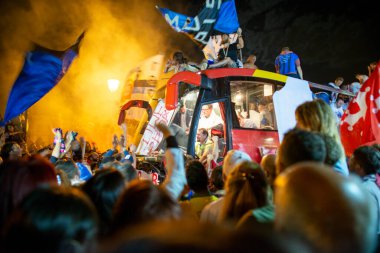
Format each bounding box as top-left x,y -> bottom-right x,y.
107,79 -> 120,92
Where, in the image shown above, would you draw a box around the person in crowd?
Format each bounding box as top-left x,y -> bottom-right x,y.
0,141 -> 22,161
55,159 -> 82,186
328,76 -> 344,89
164,51 -> 199,73
368,61 -> 377,76
220,161 -> 272,226
243,54 -> 258,69
372,144 -> 380,152
3,121 -> 25,146
274,47 -> 303,79
110,160 -> 137,184
260,154 -> 276,191
320,134 -> 342,167
2,186 -> 98,253
155,122 -> 187,201
56,169 -> 71,187
0,155 -> 58,228
327,76 -> 344,103
198,104 -> 224,131
99,219 -> 310,253
275,128 -> 326,175
349,145 -> 380,234
195,128 -> 213,164
82,168 -> 126,235
207,31 -> 243,69
72,140 -> 93,181
200,150 -> 251,223
87,151 -> 100,172
99,155 -> 116,169
237,112 -> 258,128
295,99 -> 349,176
172,101 -> 192,132
351,74 -> 368,95
330,97 -> 345,125
274,162 -> 377,253
110,180 -> 182,233
181,160 -> 218,219
356,73 -> 369,85
0,125 -> 4,144
209,165 -> 224,198
258,102 -> 273,129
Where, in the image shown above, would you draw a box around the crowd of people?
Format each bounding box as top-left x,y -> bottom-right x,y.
1,98 -> 380,253
0,24 -> 379,252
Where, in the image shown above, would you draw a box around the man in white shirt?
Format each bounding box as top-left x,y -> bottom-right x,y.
330,98 -> 345,125
198,104 -> 224,131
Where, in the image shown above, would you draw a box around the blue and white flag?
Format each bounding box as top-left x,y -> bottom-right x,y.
156,7 -> 193,33
157,0 -> 239,46
0,33 -> 84,126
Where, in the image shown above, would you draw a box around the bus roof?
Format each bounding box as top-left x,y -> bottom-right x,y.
165,68 -> 354,110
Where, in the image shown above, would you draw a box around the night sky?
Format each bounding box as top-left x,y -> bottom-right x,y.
161,0 -> 379,84
0,0 -> 378,148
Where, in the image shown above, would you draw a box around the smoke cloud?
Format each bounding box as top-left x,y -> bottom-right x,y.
0,0 -> 201,151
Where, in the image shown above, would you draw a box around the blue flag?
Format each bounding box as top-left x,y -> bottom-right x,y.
0,37 -> 82,126
214,0 -> 239,34
157,0 -> 239,46
156,6 -> 193,32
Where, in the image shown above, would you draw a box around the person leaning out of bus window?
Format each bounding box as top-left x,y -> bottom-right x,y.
195,128 -> 214,164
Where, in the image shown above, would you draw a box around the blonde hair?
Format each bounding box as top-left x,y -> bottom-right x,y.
295,99 -> 345,158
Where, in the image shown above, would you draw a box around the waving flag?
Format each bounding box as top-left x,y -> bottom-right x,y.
156,7 -> 193,33
157,0 -> 239,46
0,33 -> 84,126
340,62 -> 380,156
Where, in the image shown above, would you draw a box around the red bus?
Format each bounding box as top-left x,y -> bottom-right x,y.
164,68 -> 353,163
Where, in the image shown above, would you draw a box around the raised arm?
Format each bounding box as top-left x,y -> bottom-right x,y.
156,122 -> 187,200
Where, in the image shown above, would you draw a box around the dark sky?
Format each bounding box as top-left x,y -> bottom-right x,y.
160,0 -> 379,84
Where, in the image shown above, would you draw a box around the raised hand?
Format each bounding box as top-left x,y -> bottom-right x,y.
112,134 -> 119,150
156,122 -> 172,138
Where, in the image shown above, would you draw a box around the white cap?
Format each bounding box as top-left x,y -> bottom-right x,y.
222,150 -> 252,177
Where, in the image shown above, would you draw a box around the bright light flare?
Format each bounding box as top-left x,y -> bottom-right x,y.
107,79 -> 120,92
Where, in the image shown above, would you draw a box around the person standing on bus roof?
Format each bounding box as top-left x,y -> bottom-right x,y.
274,47 -> 303,79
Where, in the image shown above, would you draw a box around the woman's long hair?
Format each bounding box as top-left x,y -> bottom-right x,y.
221,161 -> 268,224
295,99 -> 345,159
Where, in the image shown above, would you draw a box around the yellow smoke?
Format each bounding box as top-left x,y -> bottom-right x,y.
0,0 -> 197,151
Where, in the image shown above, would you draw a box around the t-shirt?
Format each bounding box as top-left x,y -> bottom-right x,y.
331,103 -> 344,124
195,139 -> 213,158
275,52 -> 300,75
198,112 -> 224,130
181,195 -> 218,219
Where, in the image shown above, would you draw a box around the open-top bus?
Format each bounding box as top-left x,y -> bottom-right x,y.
118,68 -> 354,179
164,68 -> 354,163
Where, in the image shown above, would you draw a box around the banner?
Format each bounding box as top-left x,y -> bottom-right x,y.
136,100 -> 176,155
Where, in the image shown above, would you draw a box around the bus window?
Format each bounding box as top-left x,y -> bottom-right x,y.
231,81 -> 277,130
